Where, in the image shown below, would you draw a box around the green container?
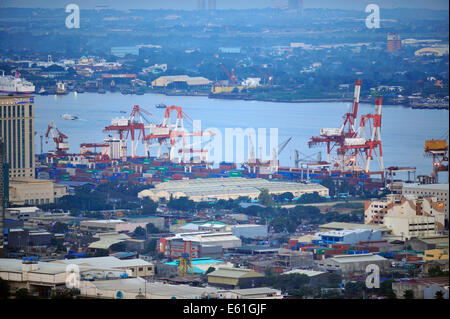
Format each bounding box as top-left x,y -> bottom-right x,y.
156,167 -> 168,171
84,169 -> 94,174
228,172 -> 242,177
143,159 -> 151,165
162,178 -> 173,182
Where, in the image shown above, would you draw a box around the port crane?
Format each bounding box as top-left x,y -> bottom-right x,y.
308,80 -> 385,179
45,121 -> 69,154
219,62 -> 237,86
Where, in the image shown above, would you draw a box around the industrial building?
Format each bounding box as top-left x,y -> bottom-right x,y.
319,222 -> 389,234
402,183 -> 449,222
231,224 -> 268,239
215,287 -> 282,299
207,267 -> 265,289
317,229 -> 382,245
80,219 -> 136,233
159,232 -> 242,258
151,75 -> 211,89
79,277 -> 220,299
0,95 -> 35,179
8,178 -> 67,206
138,177 -> 329,202
52,256 -> 155,277
316,253 -> 390,276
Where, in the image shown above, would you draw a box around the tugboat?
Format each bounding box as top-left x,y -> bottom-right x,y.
155,103 -> 166,109
98,87 -> 106,94
56,82 -> 68,95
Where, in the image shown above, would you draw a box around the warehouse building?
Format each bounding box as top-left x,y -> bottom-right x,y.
316,253 -> 390,276
316,229 -> 382,245
138,177 -> 328,202
231,224 -> 268,239
159,232 -> 241,258
79,277 -> 220,299
151,75 -> 211,89
52,256 -> 155,278
207,267 -> 265,289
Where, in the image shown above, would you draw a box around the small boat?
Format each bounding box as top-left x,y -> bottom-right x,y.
155,103 -> 166,109
39,87 -> 48,95
61,113 -> 78,120
98,88 -> 106,94
76,87 -> 85,93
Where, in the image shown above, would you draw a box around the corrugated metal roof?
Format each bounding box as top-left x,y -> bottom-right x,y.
208,267 -> 264,279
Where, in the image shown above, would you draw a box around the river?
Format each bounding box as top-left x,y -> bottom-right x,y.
34,92 -> 449,179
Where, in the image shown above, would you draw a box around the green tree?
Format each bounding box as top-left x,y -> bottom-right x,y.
146,223 -> 162,234
15,288 -> 31,299
51,288 -> 80,299
205,267 -> 216,275
344,281 -> 366,299
0,278 -> 10,299
434,290 -> 445,300
142,198 -> 158,215
403,289 -> 414,299
258,189 -> 274,207
51,221 -> 68,234
133,226 -> 147,238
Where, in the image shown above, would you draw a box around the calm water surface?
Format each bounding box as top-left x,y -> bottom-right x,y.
33,92 -> 449,178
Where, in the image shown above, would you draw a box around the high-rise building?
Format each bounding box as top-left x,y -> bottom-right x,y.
387,33 -> 402,53
197,0 -> 206,10
208,0 -> 216,10
0,137 -> 8,248
0,95 -> 35,179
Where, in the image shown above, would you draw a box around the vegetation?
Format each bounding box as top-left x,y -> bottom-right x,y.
133,226 -> 147,239
428,266 -> 449,277
403,289 -> 415,299
258,189 -> 274,207
0,278 -> 10,299
51,288 -> 80,299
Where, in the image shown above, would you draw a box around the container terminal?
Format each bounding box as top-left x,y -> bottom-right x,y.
35,80 -> 447,193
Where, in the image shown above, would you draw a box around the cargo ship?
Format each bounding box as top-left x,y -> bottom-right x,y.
0,70 -> 35,94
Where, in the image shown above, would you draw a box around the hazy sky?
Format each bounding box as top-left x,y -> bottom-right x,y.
0,0 -> 448,10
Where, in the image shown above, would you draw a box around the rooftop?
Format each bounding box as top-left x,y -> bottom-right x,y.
52,256 -> 152,269
208,267 -> 264,279
320,222 -> 388,232
282,269 -> 326,277
403,183 -> 449,191
329,253 -> 388,263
